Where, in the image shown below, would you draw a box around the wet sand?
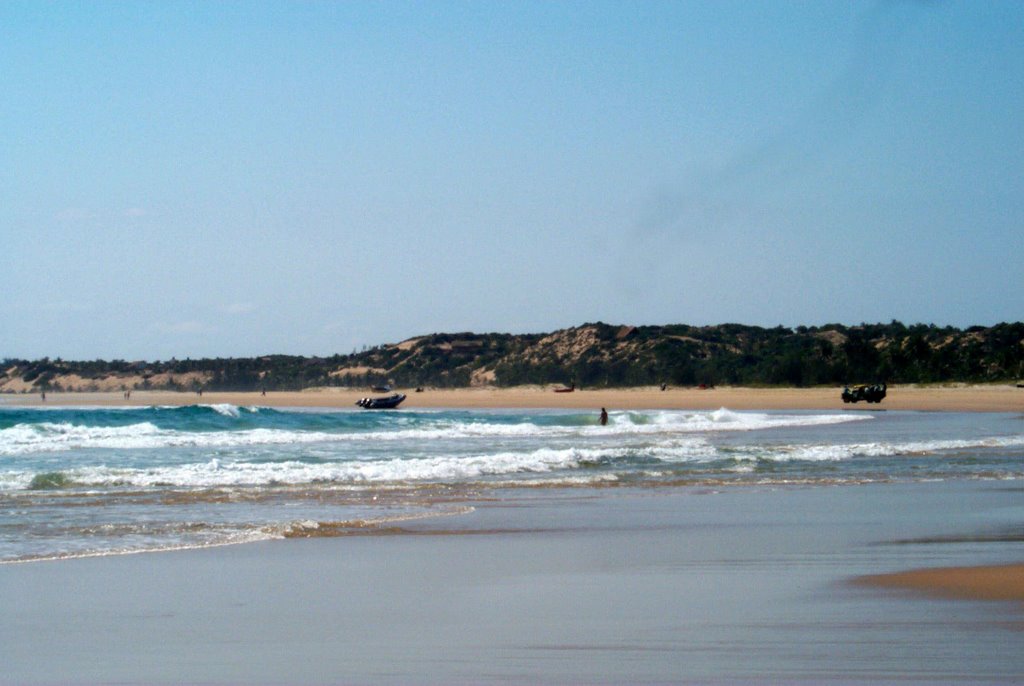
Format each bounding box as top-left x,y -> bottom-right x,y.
2,482 -> 1023,684
858,563 -> 1024,602
4,383 -> 1022,412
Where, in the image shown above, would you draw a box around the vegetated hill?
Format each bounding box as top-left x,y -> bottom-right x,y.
3,321 -> 1022,393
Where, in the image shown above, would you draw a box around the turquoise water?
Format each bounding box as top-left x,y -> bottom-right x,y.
1,404 -> 1022,562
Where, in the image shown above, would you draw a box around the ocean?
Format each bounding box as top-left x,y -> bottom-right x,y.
1,403 -> 1022,564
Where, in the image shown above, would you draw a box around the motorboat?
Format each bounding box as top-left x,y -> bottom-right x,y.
356,393 -> 406,409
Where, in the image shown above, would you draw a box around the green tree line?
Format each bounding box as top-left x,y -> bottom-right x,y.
3,322 -> 1022,392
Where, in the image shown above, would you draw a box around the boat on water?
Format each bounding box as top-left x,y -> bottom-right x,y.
356,393 -> 406,409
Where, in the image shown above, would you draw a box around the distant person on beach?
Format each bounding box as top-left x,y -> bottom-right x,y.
40,390 -> 46,401
599,408 -> 608,426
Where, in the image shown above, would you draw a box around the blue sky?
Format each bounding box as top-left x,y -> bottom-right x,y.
2,1 -> 1021,360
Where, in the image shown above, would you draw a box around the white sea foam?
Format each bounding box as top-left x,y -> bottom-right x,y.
0,433 -> 761,490
734,435 -> 1024,462
614,408 -> 868,434
352,410 -> 867,443
0,528 -> 278,565
206,403 -> 242,418
5,430 -> 1016,490
0,422 -> 166,455
0,410 -> 867,456
108,448 -> 587,485
643,437 -> 720,462
1,444 -> 654,489
0,422 -> 331,455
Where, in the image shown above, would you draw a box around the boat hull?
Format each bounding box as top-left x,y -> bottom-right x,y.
356,393 -> 407,409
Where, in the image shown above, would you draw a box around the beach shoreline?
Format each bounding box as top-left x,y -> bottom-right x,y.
2,399 -> 1023,682
3,383 -> 1021,412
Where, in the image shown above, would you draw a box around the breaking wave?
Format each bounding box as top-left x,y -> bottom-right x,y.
727,435 -> 1024,463
7,433 -> 1020,491
0,407 -> 869,456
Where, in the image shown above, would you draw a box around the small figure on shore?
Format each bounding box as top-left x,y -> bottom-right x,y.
599,408 -> 608,426
261,387 -> 266,396
41,390 -> 46,401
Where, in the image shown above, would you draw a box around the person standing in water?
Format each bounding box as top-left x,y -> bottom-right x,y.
599,408 -> 608,426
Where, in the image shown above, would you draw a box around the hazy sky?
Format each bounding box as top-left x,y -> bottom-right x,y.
2,1 -> 1021,360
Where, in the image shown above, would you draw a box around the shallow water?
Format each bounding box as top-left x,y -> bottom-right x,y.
1,405 -> 1022,562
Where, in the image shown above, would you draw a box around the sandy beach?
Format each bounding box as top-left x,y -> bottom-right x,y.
3,382 -> 1021,412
